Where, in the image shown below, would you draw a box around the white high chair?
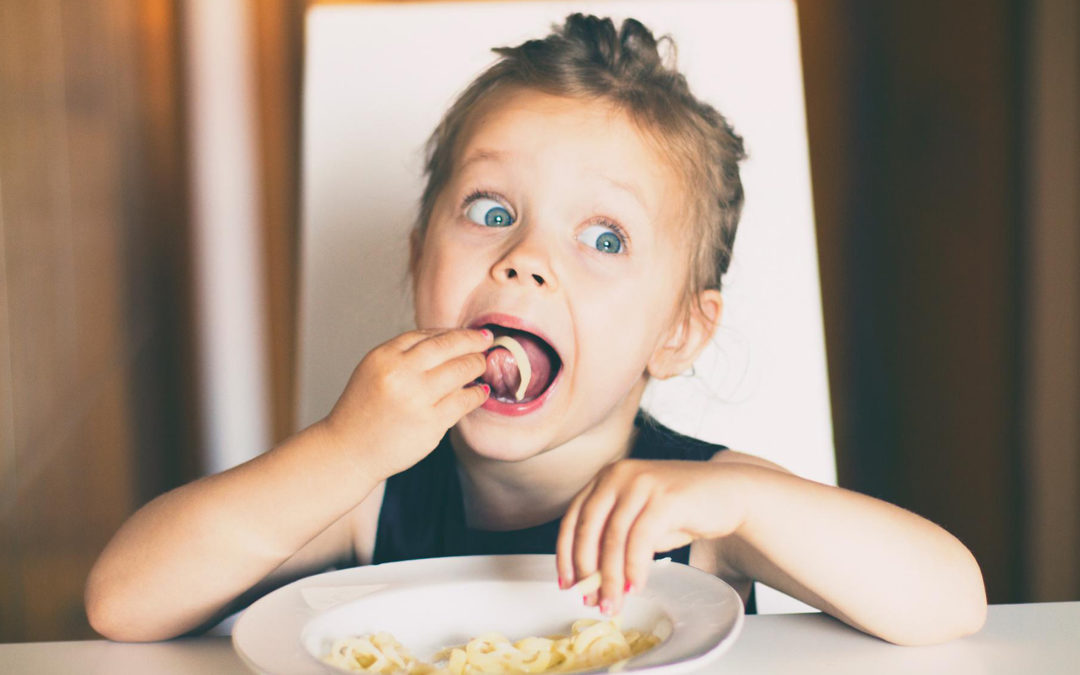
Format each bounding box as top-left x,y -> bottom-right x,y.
297,0 -> 834,614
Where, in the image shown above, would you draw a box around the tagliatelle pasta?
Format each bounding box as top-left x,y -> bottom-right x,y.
324,633 -> 418,674
322,618 -> 660,675
491,335 -> 531,401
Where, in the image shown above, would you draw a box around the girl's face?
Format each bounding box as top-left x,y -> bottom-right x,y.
413,88 -> 693,459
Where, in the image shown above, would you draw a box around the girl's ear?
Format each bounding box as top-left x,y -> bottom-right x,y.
647,289 -> 723,379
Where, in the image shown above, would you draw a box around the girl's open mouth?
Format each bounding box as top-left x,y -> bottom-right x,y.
474,323 -> 563,414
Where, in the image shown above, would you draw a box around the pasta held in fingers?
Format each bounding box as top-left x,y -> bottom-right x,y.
489,335 -> 531,402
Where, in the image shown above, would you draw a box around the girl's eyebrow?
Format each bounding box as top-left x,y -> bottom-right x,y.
600,175 -> 648,214
458,149 -> 648,215
458,149 -> 509,172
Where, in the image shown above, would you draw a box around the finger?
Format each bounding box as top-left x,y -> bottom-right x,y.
384,328 -> 443,352
624,500 -> 666,594
572,484 -> 618,602
405,328 -> 494,370
425,351 -> 488,394
433,381 -> 490,423
598,490 -> 650,615
557,482 -> 595,590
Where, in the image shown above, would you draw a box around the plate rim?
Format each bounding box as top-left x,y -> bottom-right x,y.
232,553 -> 744,675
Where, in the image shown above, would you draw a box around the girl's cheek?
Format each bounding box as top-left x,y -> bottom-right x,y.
427,252 -> 482,315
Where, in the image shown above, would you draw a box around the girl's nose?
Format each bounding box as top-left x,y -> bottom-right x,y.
503,267 -> 547,286
492,232 -> 558,291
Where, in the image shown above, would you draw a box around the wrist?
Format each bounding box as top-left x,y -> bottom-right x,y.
308,415 -> 395,485
710,461 -> 776,540
725,461 -> 821,547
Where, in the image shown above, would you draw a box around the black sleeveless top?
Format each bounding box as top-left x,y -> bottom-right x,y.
376,410 -> 722,563
372,410 -> 756,613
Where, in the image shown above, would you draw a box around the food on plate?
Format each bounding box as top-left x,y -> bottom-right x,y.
322,618 -> 661,674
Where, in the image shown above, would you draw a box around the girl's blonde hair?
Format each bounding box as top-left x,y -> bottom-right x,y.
412,13 -> 746,313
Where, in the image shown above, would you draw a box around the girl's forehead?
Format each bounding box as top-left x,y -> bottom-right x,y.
455,89 -> 684,208
461,90 -> 647,157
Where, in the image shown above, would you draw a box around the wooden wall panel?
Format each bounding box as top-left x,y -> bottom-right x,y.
0,0 -> 196,641
799,0 -> 1026,602
1024,0 -> 1080,602
254,0 -> 305,442
795,0 -> 855,487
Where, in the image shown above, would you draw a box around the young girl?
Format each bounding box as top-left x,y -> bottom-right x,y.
86,14 -> 986,647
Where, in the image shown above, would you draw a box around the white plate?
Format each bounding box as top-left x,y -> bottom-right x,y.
233,554 -> 743,674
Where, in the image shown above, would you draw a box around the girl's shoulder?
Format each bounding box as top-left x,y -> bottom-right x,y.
632,410 -> 728,462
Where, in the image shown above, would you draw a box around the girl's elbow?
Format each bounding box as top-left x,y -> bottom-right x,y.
85,568 -> 118,639
85,590 -> 140,642
955,570 -> 989,639
886,554 -> 988,646
960,594 -> 988,638
85,575 -> 176,642
951,547 -> 989,639
86,600 -> 179,642
912,536 -> 988,644
85,590 -> 133,642
884,600 -> 986,646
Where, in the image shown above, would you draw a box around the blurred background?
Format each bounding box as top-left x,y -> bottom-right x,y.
0,0 -> 1077,642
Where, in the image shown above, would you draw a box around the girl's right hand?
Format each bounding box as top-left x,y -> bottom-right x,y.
322,327 -> 494,481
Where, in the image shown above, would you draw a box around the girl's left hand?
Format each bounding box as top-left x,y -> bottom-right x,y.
555,459 -> 747,615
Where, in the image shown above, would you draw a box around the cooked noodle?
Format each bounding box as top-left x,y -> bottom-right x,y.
490,335 -> 531,401
322,618 -> 660,674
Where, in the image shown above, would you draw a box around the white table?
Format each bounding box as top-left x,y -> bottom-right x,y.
2,603 -> 1077,673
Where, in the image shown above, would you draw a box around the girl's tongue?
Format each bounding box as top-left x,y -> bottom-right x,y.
482,331 -> 556,402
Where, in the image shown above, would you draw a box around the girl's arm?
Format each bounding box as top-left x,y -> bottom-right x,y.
85,328 -> 493,641
84,422 -> 379,641
715,453 -> 987,645
557,454 -> 987,646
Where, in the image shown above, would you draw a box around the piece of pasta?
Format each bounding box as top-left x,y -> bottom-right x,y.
322,618 -> 660,675
491,335 -> 531,401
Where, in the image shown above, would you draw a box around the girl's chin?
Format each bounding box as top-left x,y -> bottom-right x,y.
452,415 -> 556,463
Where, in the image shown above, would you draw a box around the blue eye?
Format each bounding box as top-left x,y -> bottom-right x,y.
577,224 -> 624,254
465,197 -> 514,228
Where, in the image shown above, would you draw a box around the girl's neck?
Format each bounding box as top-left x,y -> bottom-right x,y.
450,378 -> 646,531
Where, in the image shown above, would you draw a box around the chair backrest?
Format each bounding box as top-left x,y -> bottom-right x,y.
299,0 -> 834,614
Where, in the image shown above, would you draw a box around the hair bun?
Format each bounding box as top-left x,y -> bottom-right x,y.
616,18 -> 664,72
559,13 -> 665,78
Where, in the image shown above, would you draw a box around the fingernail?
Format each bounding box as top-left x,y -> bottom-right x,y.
479,384 -> 490,395
584,592 -> 597,606
599,598 -> 612,615
624,581 -> 634,593
558,577 -> 567,590
481,328 -> 493,339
